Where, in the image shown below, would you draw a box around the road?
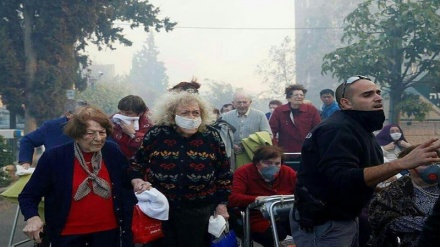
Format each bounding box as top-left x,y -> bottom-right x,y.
0,188 -> 265,247
0,195 -> 34,247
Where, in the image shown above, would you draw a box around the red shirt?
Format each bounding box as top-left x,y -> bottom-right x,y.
61,152 -> 117,235
228,163 -> 297,233
111,112 -> 152,158
269,103 -> 321,154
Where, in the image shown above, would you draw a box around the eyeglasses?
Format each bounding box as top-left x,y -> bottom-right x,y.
85,130 -> 107,138
185,88 -> 198,93
177,110 -> 201,117
341,75 -> 371,98
291,94 -> 304,98
286,92 -> 304,98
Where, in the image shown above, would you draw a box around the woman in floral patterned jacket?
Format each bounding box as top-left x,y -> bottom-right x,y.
129,91 -> 232,247
368,145 -> 440,247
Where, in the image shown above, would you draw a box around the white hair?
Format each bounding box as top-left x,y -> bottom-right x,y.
150,91 -> 216,132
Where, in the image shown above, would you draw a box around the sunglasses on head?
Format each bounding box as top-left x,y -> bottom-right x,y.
341,75 -> 371,98
185,88 -> 198,94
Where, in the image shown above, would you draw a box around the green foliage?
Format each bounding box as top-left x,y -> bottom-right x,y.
0,19 -> 25,122
76,81 -> 131,115
0,0 -> 176,127
200,79 -> 236,110
0,136 -> 14,167
256,36 -> 295,99
321,0 -> 440,123
295,1 -> 364,105
0,136 -> 14,187
126,33 -> 169,104
396,92 -> 432,121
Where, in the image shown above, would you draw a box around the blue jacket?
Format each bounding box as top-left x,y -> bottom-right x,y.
18,141 -> 129,239
320,101 -> 340,120
19,117 -> 72,163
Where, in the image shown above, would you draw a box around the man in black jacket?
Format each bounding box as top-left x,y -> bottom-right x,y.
290,76 -> 440,247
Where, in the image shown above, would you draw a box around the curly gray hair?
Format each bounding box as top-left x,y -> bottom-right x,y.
150,91 -> 216,132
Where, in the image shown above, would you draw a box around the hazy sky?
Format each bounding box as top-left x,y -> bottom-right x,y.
87,0 -> 295,94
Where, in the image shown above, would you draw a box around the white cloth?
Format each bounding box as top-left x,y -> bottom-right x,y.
208,215 -> 227,238
135,188 -> 169,220
112,114 -> 140,130
15,165 -> 35,176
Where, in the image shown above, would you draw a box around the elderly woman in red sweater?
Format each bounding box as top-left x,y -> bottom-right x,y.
19,106 -> 128,246
229,145 -> 297,247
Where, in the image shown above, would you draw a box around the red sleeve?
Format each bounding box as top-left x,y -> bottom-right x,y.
311,106 -> 322,129
228,165 -> 258,208
127,114 -> 153,150
269,109 -> 280,146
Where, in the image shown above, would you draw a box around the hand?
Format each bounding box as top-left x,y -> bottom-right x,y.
397,138 -> 440,170
215,204 -> 229,220
398,140 -> 411,148
376,175 -> 397,191
120,121 -> 136,137
255,196 -> 268,202
21,163 -> 31,169
233,144 -> 243,154
131,178 -> 152,194
383,142 -> 395,151
23,216 -> 44,244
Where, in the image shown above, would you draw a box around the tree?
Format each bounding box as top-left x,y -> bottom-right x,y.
127,33 -> 169,103
0,4 -> 26,129
199,79 -> 236,110
322,0 -> 440,124
0,135 -> 15,187
76,80 -> 131,115
294,0 -> 365,106
0,0 -> 175,130
256,36 -> 295,100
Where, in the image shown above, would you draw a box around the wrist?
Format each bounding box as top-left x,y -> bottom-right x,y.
388,160 -> 403,172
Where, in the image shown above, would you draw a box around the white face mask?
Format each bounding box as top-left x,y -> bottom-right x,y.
390,132 -> 402,141
175,115 -> 202,130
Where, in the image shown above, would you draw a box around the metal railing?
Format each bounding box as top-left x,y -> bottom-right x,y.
243,195 -> 295,247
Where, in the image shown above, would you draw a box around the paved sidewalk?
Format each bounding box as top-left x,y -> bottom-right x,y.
0,191 -> 34,247
0,186 -> 265,247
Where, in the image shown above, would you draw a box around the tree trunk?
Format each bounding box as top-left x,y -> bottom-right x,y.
9,110 -> 16,129
23,2 -> 37,133
388,89 -> 401,125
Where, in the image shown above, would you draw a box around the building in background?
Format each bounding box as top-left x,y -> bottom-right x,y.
0,96 -> 24,130
294,0 -> 363,104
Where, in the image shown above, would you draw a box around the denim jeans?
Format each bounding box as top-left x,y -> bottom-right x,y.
289,208 -> 359,247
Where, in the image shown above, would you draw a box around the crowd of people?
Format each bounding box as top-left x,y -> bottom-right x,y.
13,76 -> 440,247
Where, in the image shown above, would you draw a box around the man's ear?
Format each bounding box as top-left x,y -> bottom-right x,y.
339,98 -> 352,110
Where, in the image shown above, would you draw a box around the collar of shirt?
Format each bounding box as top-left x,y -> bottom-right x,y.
236,108 -> 251,117
322,101 -> 337,110
288,103 -> 308,113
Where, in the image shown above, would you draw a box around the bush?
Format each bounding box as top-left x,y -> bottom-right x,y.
0,135 -> 15,187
